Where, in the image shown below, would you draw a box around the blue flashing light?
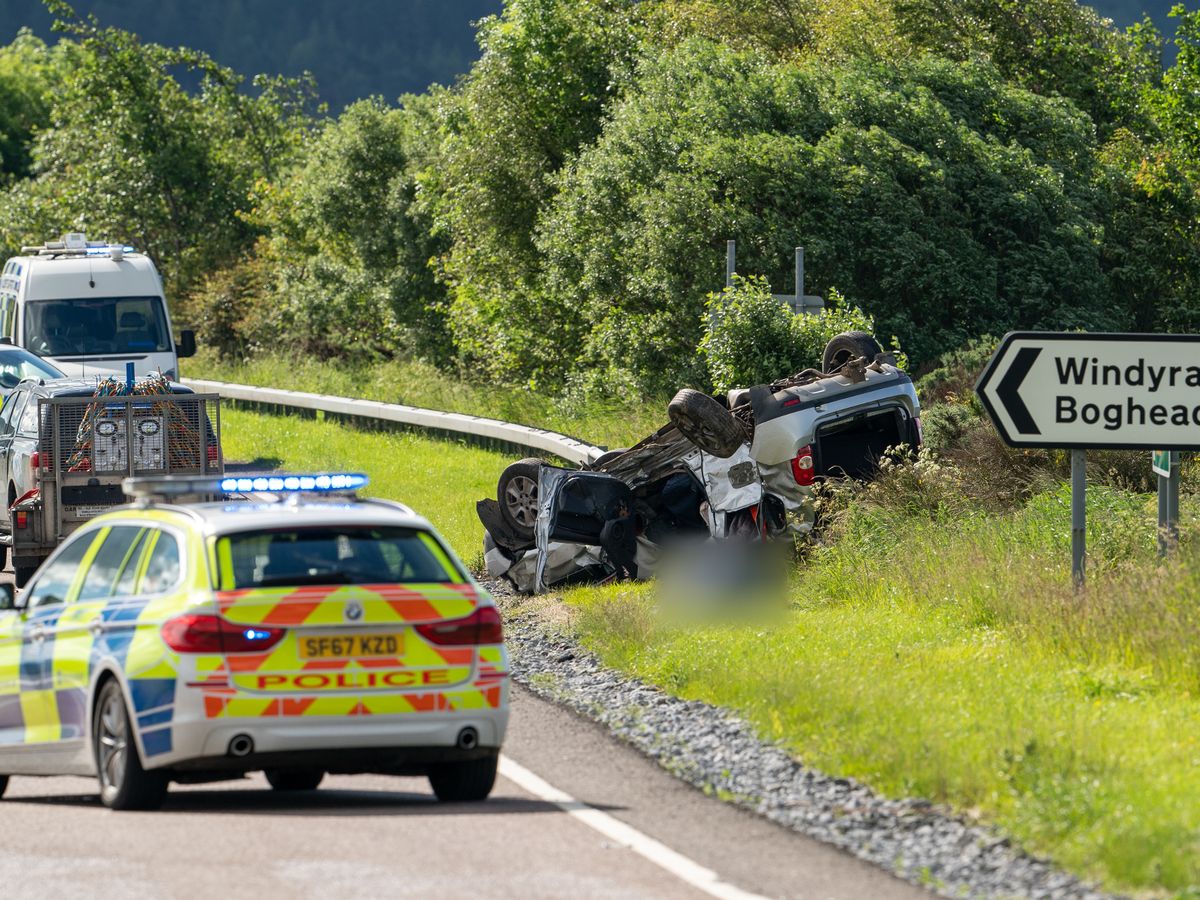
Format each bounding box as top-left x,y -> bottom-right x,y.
219,472 -> 369,494
84,245 -> 135,256
243,628 -> 273,641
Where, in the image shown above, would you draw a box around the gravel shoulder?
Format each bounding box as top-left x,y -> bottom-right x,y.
489,580 -> 1115,900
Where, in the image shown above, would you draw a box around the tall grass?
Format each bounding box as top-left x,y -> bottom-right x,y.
190,349 -> 665,450
562,478 -> 1200,893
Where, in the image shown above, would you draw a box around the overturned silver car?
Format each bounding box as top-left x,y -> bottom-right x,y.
478,332 -> 921,593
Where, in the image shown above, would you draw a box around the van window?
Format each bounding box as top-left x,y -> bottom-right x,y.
24,296 -> 171,358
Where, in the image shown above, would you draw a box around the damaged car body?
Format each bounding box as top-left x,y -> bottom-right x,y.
478,333 -> 922,593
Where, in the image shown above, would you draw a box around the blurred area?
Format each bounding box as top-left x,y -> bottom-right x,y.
654,538 -> 791,626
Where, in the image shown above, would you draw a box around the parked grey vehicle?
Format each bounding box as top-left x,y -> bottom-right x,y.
479,332 -> 922,593
0,339 -> 65,397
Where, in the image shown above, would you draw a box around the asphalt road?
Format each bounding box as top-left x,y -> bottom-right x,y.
0,684 -> 928,900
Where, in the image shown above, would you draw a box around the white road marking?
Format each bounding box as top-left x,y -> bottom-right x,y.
499,755 -> 772,900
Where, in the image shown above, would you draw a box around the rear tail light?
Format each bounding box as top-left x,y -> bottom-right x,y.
14,511 -> 27,529
207,444 -> 219,464
416,606 -> 504,646
30,451 -> 39,472
162,614 -> 286,653
791,445 -> 815,486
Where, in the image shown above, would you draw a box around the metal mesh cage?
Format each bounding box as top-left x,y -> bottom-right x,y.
38,393 -> 222,477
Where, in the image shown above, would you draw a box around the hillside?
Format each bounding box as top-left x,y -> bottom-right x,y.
0,0 -> 503,110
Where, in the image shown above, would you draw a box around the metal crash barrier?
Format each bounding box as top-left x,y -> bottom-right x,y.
184,379 -> 604,466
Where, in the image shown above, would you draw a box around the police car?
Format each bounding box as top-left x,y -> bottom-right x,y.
0,473 -> 509,810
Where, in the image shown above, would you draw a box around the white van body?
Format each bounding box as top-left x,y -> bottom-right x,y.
0,236 -> 194,380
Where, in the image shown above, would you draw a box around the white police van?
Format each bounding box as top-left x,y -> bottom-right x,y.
0,234 -> 196,380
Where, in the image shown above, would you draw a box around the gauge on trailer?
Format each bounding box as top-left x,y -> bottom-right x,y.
96,421 -> 118,436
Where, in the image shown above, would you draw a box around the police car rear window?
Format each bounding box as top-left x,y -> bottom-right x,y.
216,526 -> 462,590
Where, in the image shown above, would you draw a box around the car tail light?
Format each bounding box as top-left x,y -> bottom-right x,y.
207,444 -> 219,464
162,614 -> 286,653
30,451 -> 39,472
416,606 -> 504,646
791,445 -> 815,486
14,511 -> 27,529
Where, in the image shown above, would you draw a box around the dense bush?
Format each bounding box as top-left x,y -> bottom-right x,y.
699,276 -> 875,392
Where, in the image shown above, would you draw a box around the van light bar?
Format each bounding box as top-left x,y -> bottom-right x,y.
218,473 -> 369,494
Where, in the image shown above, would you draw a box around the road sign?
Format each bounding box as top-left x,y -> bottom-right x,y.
976,332 -> 1200,450
1152,450 -> 1171,478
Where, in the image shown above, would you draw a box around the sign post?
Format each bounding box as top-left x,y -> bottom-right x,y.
1155,451 -> 1181,556
977,332 -> 1199,584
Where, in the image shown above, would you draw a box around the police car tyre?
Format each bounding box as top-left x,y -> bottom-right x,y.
668,389 -> 744,459
93,679 -> 168,810
497,458 -> 544,541
428,752 -> 498,802
265,768 -> 325,791
822,331 -> 882,374
0,774 -> 7,798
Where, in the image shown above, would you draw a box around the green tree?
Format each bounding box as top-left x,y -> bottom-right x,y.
228,95 -> 450,361
535,41 -> 1123,394
430,0 -> 645,382
0,30 -> 63,182
0,2 -> 313,294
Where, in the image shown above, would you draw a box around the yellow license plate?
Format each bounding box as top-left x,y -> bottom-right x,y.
298,633 -> 405,659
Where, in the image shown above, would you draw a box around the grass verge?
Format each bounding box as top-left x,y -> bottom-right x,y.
221,407 -> 509,563
191,349 -> 665,450
562,486 -> 1200,895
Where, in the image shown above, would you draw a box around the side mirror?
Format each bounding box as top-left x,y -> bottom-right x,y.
176,329 -> 197,359
0,583 -> 18,612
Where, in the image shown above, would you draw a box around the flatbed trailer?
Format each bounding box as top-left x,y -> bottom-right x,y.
6,390 -> 223,584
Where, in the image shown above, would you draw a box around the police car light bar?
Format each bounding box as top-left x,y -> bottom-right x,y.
219,473 -> 369,494
123,472 -> 369,501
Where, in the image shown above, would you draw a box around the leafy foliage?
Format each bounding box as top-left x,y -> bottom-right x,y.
0,30 -> 62,182
534,41 -> 1127,393
699,276 -> 875,393
0,2 -> 314,294
431,0 -> 645,383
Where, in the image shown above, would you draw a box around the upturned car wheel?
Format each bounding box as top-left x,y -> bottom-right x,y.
668,389 -> 745,458
264,769 -> 325,791
497,458 -> 544,541
428,753 -> 498,803
93,680 -> 168,810
822,331 -> 882,374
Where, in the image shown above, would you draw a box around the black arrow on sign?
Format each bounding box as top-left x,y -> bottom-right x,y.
997,346 -> 1041,434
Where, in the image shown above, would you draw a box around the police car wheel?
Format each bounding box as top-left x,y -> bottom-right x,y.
93,680 -> 168,811
0,774 -> 7,798
428,752 -> 498,803
264,768 -> 324,791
